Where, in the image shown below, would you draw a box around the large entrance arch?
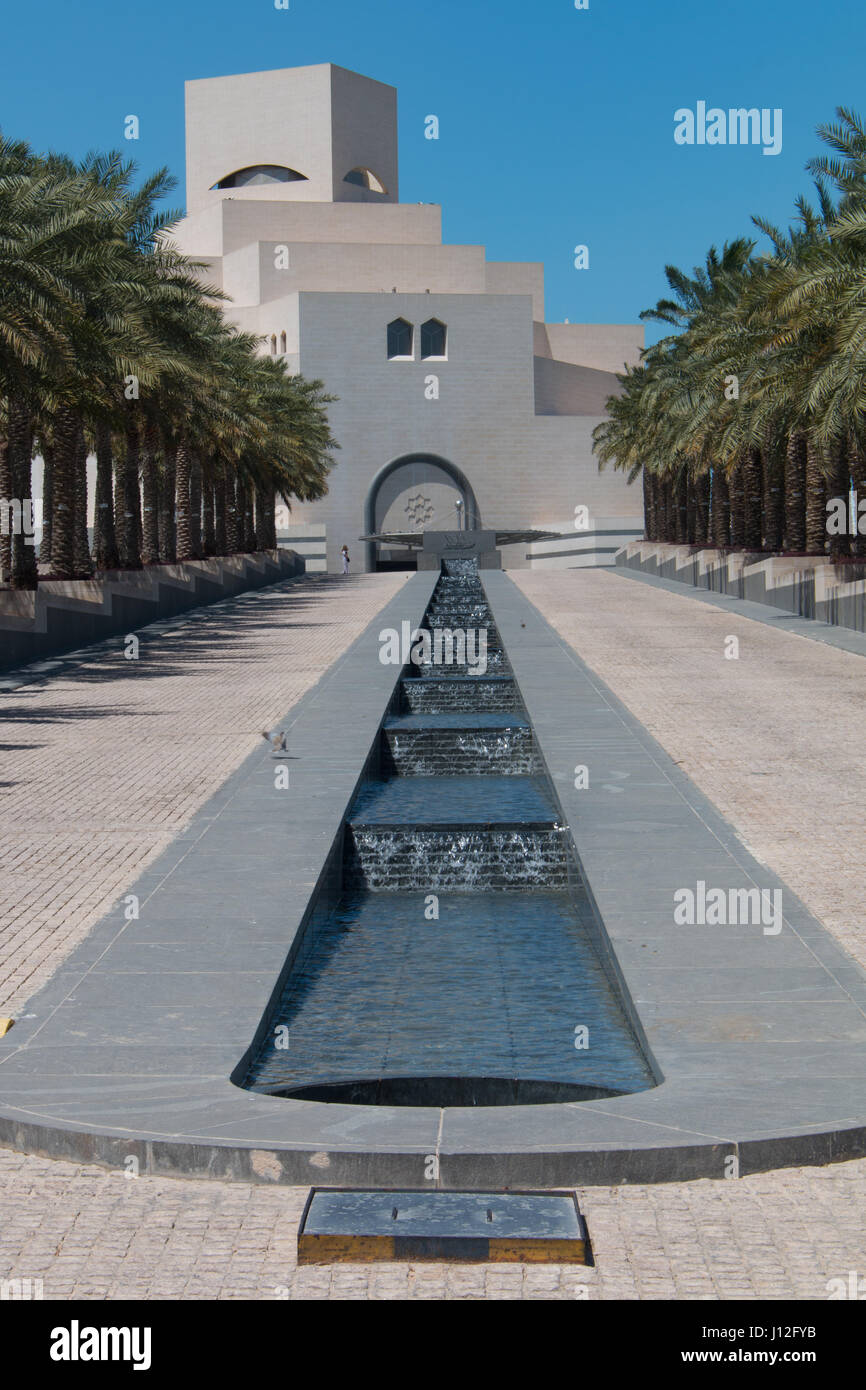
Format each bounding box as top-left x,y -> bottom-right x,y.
363,454 -> 481,571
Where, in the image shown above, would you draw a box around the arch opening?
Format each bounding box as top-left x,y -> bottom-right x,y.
364,453 -> 481,572
212,165 -> 308,189
343,166 -> 389,195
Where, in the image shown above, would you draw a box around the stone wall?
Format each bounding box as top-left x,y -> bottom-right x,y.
616,542 -> 866,634
0,549 -> 304,672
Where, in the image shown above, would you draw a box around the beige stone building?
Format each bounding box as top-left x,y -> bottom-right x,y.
170,62 -> 645,572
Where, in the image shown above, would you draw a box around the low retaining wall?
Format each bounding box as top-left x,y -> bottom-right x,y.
0,549 -> 304,672
617,543 -> 866,634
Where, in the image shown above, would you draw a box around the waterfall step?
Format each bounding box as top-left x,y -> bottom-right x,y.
344,827 -> 570,890
411,652 -> 511,677
348,775 -> 556,826
383,712 -> 529,729
381,714 -> 539,777
399,676 -> 519,713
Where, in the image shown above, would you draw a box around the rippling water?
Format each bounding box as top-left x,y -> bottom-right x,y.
248,891 -> 654,1097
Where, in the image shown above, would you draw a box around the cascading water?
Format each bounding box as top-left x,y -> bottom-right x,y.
245,558 -> 654,1105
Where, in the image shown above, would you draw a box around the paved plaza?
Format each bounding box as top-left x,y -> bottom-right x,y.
0,569 -> 864,1300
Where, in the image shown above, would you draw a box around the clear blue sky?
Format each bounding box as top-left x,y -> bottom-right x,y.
3,0 -> 862,347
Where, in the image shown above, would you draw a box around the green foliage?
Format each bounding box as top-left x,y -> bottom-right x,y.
594,107 -> 866,496
0,133 -> 336,584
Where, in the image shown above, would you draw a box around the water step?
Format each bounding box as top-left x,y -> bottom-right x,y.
344,826 -> 569,890
400,676 -> 519,713
427,606 -> 492,622
349,775 -> 555,825
412,650 -> 511,676
381,713 -> 540,776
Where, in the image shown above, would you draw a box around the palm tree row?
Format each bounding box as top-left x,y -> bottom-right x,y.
594,107 -> 866,560
0,135 -> 336,589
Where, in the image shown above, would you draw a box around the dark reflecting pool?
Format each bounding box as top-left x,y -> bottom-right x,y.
248,891 -> 653,1099
244,559 -> 654,1106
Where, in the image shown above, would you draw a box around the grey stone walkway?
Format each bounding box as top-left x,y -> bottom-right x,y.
0,567 -> 864,1300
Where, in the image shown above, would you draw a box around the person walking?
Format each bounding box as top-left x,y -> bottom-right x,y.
340,544 -> 350,575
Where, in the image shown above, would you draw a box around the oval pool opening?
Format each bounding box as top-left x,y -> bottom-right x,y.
271,1077 -> 628,1107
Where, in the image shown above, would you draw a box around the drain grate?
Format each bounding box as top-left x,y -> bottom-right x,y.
298,1189 -> 591,1264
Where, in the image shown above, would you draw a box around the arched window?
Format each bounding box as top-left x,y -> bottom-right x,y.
212,165 -> 308,189
421,318 -> 447,359
269,335 -> 277,356
343,167 -> 388,195
280,331 -> 287,355
387,318 -> 413,359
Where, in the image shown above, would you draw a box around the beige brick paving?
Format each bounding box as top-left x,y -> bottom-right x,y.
0,568 -> 864,1301
0,573 -> 403,1010
512,569 -> 866,970
0,1148 -> 862,1300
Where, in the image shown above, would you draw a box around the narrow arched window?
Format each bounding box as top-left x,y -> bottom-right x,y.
280,331 -> 287,354
421,318 -> 447,359
270,335 -> 277,356
387,318 -> 413,359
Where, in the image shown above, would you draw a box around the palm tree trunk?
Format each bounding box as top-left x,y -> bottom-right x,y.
93,423 -> 119,570
695,469 -> 710,545
140,424 -> 160,565
685,470 -> 696,544
728,459 -> 745,549
826,436 -> 850,560
243,478 -> 256,551
41,443 -> 54,567
849,433 -> 866,559
672,468 -> 687,543
160,442 -> 177,563
113,450 -> 127,566
805,435 -> 827,555
189,456 -> 203,559
742,446 -> 763,551
175,441 -> 193,561
214,465 -> 227,555
711,467 -> 730,548
0,434 -> 12,581
658,474 -> 672,541
202,470 -> 216,557
9,393 -> 38,589
264,482 -> 277,549
255,483 -> 270,551
72,422 -> 92,576
784,432 -> 807,551
49,405 -> 78,578
225,472 -> 239,553
119,421 -> 143,570
642,467 -> 654,540
762,433 -> 784,553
